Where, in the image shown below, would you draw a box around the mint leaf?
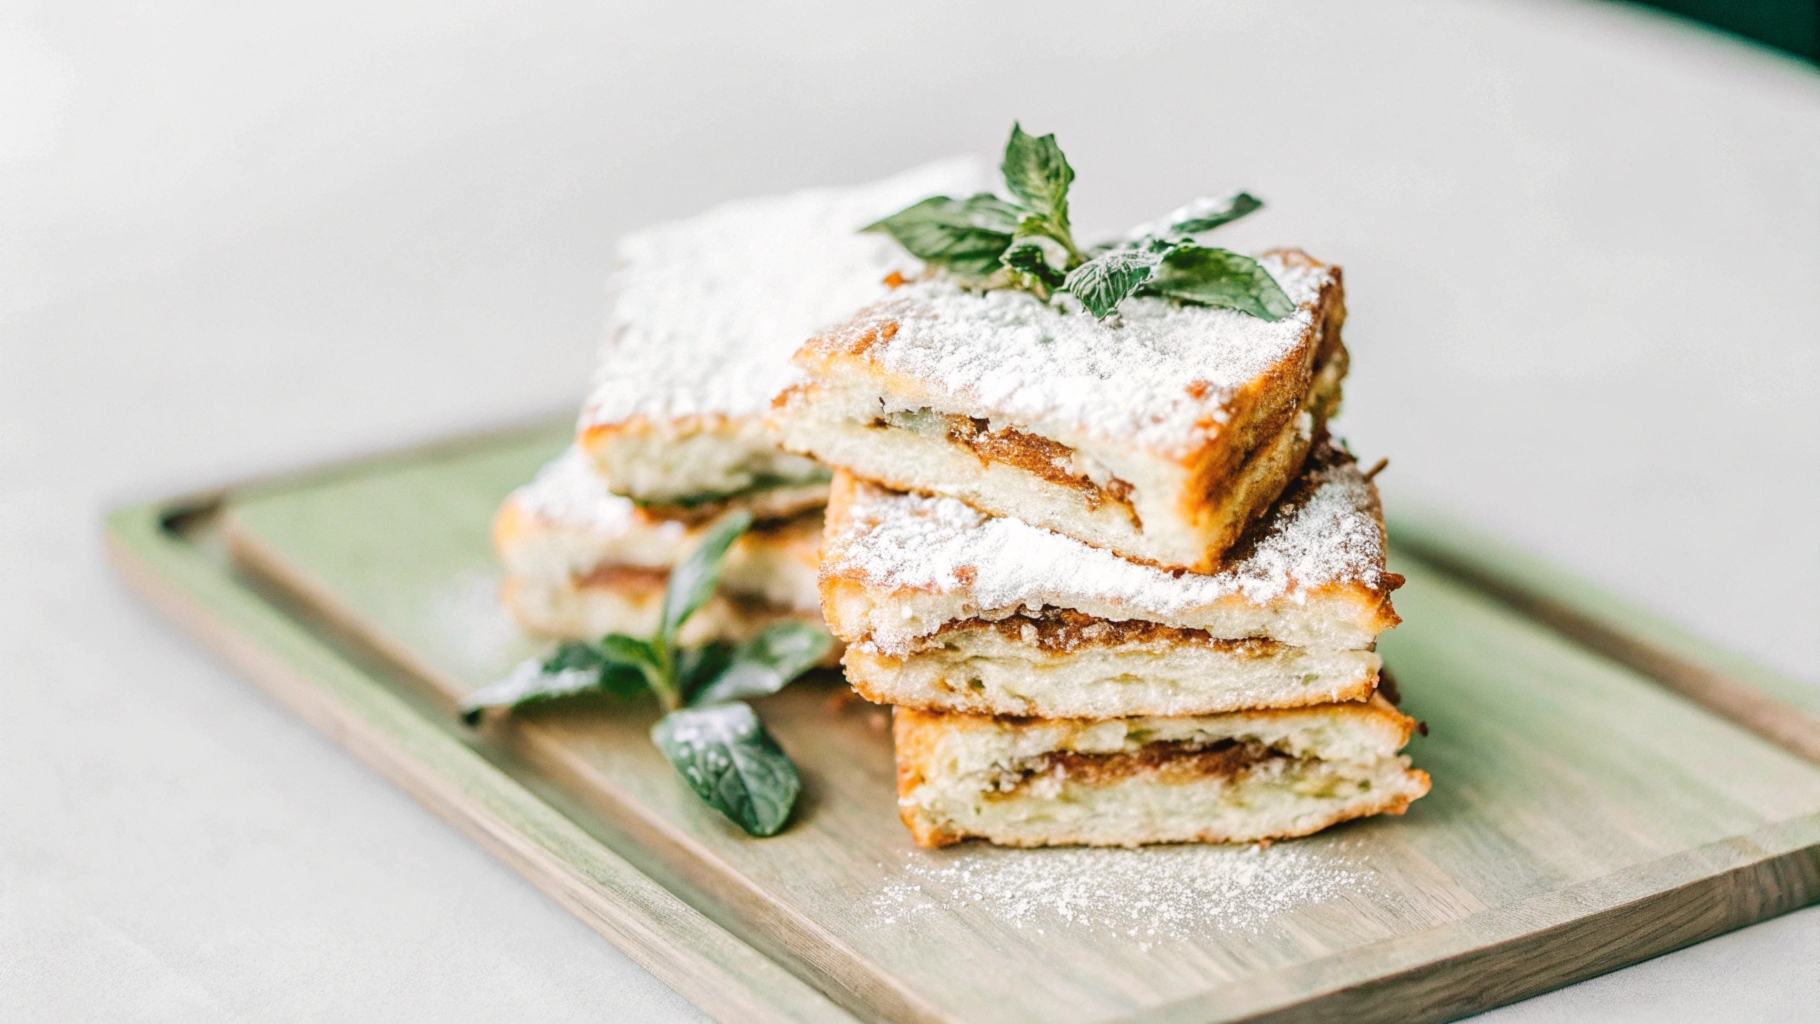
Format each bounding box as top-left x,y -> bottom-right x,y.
461,658 -> 600,724
599,633 -> 669,699
537,640 -> 606,678
459,641 -> 645,724
690,621 -> 832,706
1000,237 -> 1067,290
1142,246 -> 1296,321
652,703 -> 800,836
862,195 -> 1020,278
660,511 -> 752,648
1001,123 -> 1074,231
677,641 -> 733,699
863,124 -> 1287,321
1063,246 -> 1169,319
1166,193 -> 1263,235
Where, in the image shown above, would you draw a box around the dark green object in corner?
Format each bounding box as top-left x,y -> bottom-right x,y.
1631,0 -> 1820,62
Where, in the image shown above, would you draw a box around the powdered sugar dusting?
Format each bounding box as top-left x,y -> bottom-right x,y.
871,840 -> 1373,945
827,442 -> 1389,637
581,158 -> 988,427
510,446 -> 653,535
813,253 -> 1333,453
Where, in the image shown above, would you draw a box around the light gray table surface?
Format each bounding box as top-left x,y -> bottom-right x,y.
3,0 -> 1816,1020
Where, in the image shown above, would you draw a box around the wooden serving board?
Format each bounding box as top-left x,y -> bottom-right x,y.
106,420 -> 1820,1024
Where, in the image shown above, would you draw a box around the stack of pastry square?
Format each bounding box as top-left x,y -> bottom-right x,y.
493,160 -> 981,647
775,251 -> 1431,847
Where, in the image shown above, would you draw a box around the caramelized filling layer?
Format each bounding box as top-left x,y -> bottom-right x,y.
572,565 -> 667,591
869,410 -> 1139,520
934,608 -> 1284,656
989,739 -> 1288,794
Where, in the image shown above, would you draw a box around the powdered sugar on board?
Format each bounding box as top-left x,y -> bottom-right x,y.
871,840 -> 1377,946
826,442 -> 1390,641
580,157 -> 989,427
809,252 -> 1334,454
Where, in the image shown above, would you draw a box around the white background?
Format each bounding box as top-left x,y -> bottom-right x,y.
2,0 -> 1817,1019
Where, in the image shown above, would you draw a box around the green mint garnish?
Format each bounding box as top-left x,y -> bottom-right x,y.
1000,123 -> 1074,226
1164,192 -> 1264,235
651,703 -> 800,838
863,194 -> 1022,279
1063,246 -> 1167,319
462,510 -> 831,837
689,620 -> 833,706
866,124 -> 1293,321
1146,244 -> 1297,321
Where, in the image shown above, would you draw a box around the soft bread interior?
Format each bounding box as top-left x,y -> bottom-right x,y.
846,625 -> 1378,718
894,699 -> 1427,847
582,413 -> 829,511
499,574 -> 820,646
903,747 -> 1425,848
824,570 -> 1387,654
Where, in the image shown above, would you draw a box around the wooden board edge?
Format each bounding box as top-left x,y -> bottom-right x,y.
1386,503 -> 1820,765
504,718 -> 957,1024
1148,817 -> 1820,1023
102,502 -> 860,1024
215,505 -> 957,1024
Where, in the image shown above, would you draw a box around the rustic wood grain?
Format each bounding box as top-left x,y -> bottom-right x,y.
105,499 -> 858,1024
110,422 -> 1820,1023
1386,499 -> 1820,765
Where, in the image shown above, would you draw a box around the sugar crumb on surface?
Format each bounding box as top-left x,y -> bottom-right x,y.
870,839 -> 1375,945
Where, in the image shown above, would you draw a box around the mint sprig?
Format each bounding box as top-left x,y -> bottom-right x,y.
462,511 -> 832,836
652,703 -> 799,839
863,194 -> 1022,279
865,124 -> 1293,321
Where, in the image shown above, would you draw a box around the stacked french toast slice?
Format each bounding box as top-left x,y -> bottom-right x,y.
489,133 -> 1429,848
777,249 -> 1431,847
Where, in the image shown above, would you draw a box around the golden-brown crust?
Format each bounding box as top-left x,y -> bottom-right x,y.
817,470 -> 881,641
491,494 -> 531,565
892,707 -> 963,846
1171,327 -> 1347,572
580,411 -> 741,447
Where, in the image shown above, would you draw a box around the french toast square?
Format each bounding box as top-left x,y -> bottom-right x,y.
577,158 -> 987,511
893,696 -> 1428,848
775,249 -> 1347,572
495,447 -> 824,642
